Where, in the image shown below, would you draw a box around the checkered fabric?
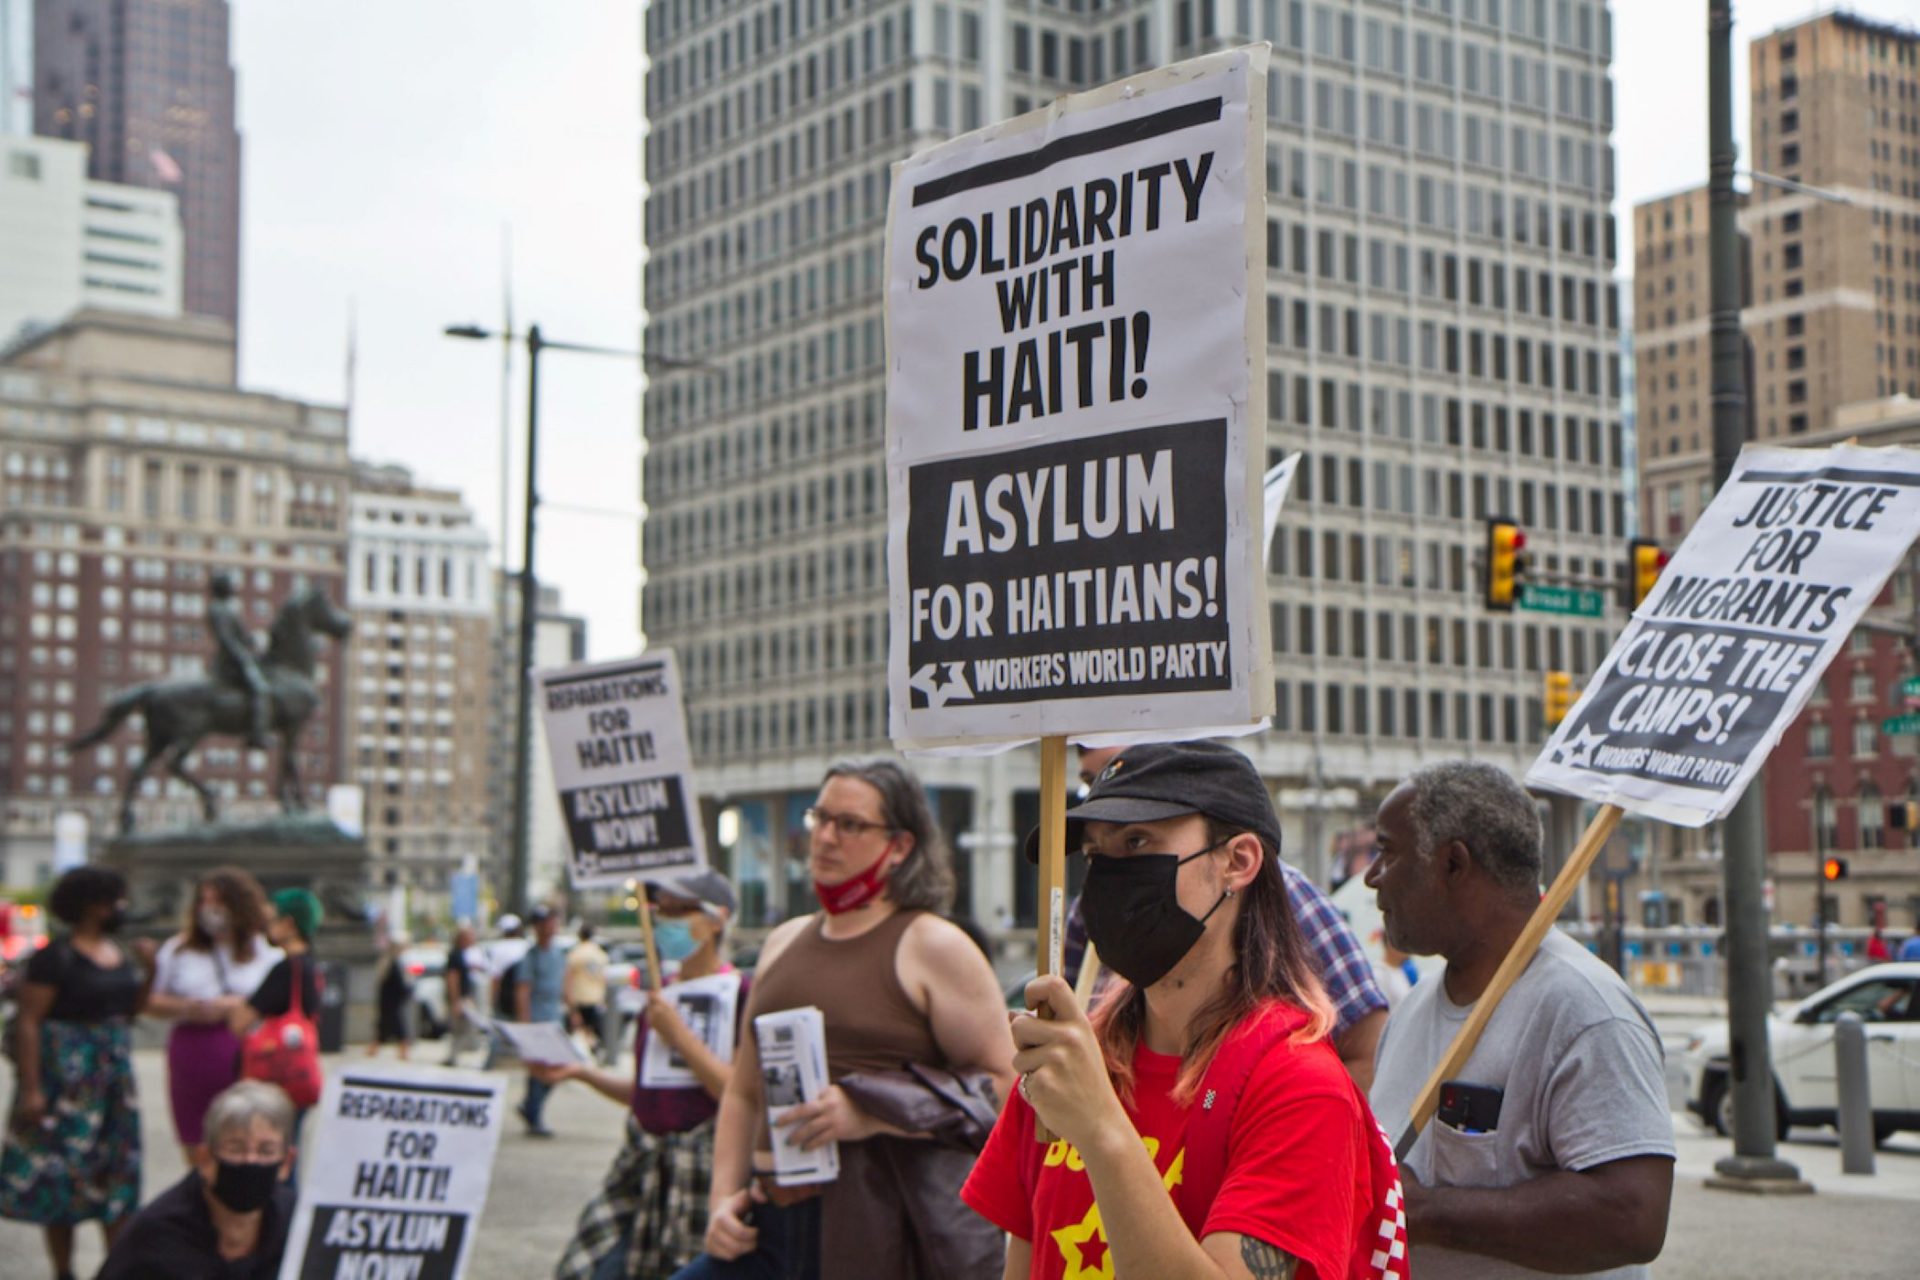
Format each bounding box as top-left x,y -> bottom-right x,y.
553,1115 -> 715,1280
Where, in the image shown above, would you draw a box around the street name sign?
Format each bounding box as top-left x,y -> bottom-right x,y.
1529,444 -> 1920,826
884,47 -> 1272,750
1883,713 -> 1920,736
1519,584 -> 1605,618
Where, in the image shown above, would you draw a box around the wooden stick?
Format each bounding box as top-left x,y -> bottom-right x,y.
1074,943 -> 1104,1006
1393,802 -> 1623,1161
1034,734 -> 1069,1143
636,901 -> 664,993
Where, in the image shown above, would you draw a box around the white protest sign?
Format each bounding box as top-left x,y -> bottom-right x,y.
1529,444 -> 1920,826
886,46 -> 1272,750
278,1067 -> 505,1280
535,652 -> 707,888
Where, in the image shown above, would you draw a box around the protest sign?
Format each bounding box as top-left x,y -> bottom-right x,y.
1530,444 -> 1920,826
279,1068 -> 504,1280
535,652 -> 706,888
886,46 -> 1272,749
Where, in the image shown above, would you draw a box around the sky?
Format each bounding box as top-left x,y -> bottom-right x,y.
228,0 -> 1917,662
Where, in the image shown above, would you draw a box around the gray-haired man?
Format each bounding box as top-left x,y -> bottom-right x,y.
1366,761 -> 1674,1280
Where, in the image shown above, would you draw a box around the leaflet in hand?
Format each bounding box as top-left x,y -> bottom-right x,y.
487,1018 -> 587,1066
639,971 -> 742,1089
754,1006 -> 837,1186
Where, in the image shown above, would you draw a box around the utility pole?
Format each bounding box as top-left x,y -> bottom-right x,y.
1704,0 -> 1806,1192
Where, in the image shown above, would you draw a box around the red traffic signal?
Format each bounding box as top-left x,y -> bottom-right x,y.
1486,518 -> 1528,611
1628,539 -> 1669,609
1821,857 -> 1849,882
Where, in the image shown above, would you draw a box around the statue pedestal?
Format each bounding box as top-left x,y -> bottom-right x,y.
102,814 -> 381,1045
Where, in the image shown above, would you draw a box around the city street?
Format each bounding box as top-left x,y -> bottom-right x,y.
2,1043 -> 1917,1278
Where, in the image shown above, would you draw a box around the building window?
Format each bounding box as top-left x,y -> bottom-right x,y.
1807,720 -> 1830,757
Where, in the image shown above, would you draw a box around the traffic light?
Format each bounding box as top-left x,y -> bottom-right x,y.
1822,856 -> 1849,882
1628,538 -> 1669,609
1486,518 -> 1528,611
1888,800 -> 1920,831
1544,671 -> 1575,727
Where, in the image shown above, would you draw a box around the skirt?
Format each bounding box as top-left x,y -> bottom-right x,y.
167,1020 -> 242,1145
554,1115 -> 716,1280
0,1018 -> 141,1226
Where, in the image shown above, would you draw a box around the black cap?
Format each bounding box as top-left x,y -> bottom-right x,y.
1023,741 -> 1282,863
527,904 -> 557,925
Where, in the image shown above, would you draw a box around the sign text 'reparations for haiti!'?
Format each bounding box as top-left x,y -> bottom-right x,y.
1529,445 -> 1920,827
886,46 -> 1273,749
278,1069 -> 505,1280
535,652 -> 708,888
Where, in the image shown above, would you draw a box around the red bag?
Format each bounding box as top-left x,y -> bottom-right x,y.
239,956 -> 323,1109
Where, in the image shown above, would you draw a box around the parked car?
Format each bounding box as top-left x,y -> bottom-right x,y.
401,943 -> 449,1039
1675,961 -> 1920,1145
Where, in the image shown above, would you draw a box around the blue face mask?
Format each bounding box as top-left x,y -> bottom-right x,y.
653,918 -> 698,962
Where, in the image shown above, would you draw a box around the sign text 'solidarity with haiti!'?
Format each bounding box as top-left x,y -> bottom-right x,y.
886,46 -> 1273,748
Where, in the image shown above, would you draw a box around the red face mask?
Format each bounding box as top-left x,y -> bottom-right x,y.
814,852 -> 895,915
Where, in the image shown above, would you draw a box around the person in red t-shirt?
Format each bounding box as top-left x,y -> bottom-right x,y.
962,742 -> 1406,1280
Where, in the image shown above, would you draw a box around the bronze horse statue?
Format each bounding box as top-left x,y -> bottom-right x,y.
66,581 -> 352,833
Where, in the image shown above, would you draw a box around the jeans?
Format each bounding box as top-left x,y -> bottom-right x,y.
667,1198 -> 820,1280
520,1075 -> 551,1128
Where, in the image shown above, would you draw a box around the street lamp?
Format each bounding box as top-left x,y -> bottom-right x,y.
443,322 -> 704,914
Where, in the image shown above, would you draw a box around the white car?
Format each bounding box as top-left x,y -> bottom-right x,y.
1676,961 -> 1920,1145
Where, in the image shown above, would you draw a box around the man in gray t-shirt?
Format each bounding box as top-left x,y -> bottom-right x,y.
1366,762 -> 1674,1280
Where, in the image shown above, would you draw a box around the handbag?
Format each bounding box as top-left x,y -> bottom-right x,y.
239,956 -> 323,1108
835,1062 -> 1001,1153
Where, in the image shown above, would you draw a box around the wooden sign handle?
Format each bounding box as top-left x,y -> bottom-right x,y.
1394,802 -> 1623,1161
1074,943 -> 1104,1006
636,899 -> 664,994
1033,734 -> 1070,1143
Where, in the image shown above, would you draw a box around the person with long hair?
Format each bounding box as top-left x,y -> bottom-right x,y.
963,742 -> 1406,1280
673,759 -> 1015,1280
143,868 -> 279,1154
0,867 -> 144,1280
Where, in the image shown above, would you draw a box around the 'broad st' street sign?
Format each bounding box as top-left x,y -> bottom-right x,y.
1520,584 -> 1606,618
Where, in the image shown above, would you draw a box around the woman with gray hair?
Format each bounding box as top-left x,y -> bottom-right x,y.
97,1080 -> 297,1279
672,758 -> 1016,1280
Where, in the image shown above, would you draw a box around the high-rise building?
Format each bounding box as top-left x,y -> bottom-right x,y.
343,462 -> 496,906
1634,11 -> 1919,541
31,0 -> 241,327
1,133 -> 183,345
0,309 -> 350,885
641,2 -> 1629,929
1629,11 -> 1920,930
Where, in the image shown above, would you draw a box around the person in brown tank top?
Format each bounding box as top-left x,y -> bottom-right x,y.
670,759 -> 1016,1280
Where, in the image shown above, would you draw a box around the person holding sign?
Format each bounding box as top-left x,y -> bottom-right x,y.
96,1080 -> 296,1279
1365,762 -> 1674,1278
964,743 -> 1404,1279
543,871 -> 746,1280
676,760 -> 1015,1280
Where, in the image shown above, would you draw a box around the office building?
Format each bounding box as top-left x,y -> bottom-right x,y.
1,133 -> 183,345
1,0 -> 29,135
1630,11 -> 1920,930
344,462 -> 496,904
32,0 -> 241,326
0,309 -> 350,885
641,1 -> 1630,929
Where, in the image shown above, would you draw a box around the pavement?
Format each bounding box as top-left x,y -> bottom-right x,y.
2,1042 -> 1918,1278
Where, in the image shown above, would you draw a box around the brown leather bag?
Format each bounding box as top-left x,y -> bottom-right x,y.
835,1063 -> 1001,1152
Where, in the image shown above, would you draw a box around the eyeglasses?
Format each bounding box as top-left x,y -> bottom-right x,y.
803,807 -> 895,840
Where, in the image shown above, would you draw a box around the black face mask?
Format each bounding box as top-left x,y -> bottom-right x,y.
1079,841 -> 1231,989
210,1159 -> 280,1213
100,908 -> 127,935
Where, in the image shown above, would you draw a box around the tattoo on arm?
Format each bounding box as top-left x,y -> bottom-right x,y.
1239,1236 -> 1298,1280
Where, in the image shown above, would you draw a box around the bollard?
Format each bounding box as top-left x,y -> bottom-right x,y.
1833,1012 -> 1875,1176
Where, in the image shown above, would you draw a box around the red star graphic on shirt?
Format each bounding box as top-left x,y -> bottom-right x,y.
1052,1203 -> 1113,1279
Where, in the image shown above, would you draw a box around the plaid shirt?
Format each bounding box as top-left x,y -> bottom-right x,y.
1062,861 -> 1388,1038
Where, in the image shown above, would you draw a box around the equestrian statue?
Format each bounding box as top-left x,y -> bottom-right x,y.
66,574 -> 353,833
